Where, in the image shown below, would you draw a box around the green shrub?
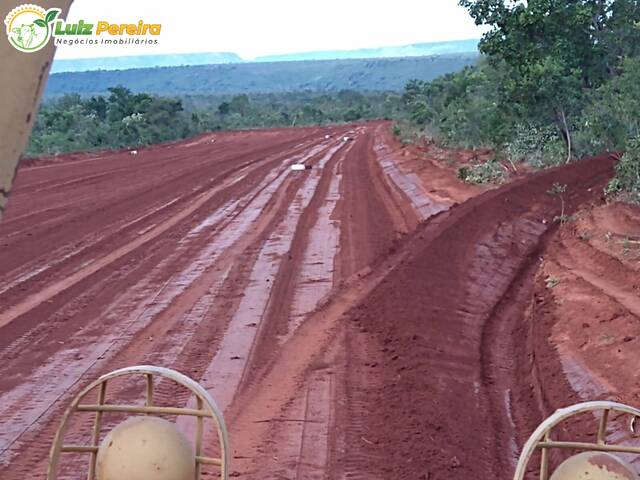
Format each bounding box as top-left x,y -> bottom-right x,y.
606,137 -> 640,203
580,58 -> 640,153
457,166 -> 470,181
461,159 -> 505,184
506,123 -> 564,168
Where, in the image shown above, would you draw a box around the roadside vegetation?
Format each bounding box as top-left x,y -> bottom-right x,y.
401,0 -> 640,200
27,88 -> 403,155
605,140 -> 640,203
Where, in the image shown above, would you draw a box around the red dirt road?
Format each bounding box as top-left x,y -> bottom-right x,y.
0,122 -> 623,479
0,122 -> 456,478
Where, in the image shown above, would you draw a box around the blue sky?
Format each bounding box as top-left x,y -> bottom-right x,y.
53,0 -> 487,59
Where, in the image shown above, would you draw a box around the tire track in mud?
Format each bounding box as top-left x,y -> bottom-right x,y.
182,140 -> 351,417
0,128 -> 331,271
0,128 -> 350,476
372,124 -> 451,221
32,140 -> 350,480
225,127 -> 435,479
0,131 -> 330,293
225,231 -> 422,478
521,207 -> 640,471
8,128 -> 321,198
224,124 -> 462,479
243,139 -> 355,368
337,127 -> 418,278
154,139 -> 357,478
335,153 -> 616,480
0,132 -> 335,326
0,137 -> 330,404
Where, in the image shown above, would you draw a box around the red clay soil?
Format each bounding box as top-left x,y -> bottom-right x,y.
0,124 -> 354,477
0,121 -> 451,479
0,118 -> 624,480
335,153 -> 617,479
378,128 -> 486,206
523,202 -> 640,471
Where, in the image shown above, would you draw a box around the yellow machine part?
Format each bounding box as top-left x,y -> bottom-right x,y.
0,0 -> 73,220
96,416 -> 196,480
550,452 -> 638,480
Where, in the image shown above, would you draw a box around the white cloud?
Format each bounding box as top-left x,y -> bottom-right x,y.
53,0 -> 486,60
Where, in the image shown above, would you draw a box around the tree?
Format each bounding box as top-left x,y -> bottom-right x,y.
84,96 -> 107,121
27,89 -> 403,156
402,61 -> 509,147
582,57 -> 640,151
459,0 -> 640,162
343,107 -> 363,122
217,101 -> 230,116
229,94 -> 250,116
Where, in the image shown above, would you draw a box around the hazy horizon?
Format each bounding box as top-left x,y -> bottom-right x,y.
51,0 -> 487,60
52,37 -> 480,63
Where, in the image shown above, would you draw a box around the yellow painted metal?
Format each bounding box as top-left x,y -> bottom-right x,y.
87,381 -> 106,480
95,416 -> 195,480
47,365 -> 229,480
549,452 -> 637,480
514,401 -> 640,480
0,0 -> 74,220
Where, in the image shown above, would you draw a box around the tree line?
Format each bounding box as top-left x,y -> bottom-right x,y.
27,88 -> 403,155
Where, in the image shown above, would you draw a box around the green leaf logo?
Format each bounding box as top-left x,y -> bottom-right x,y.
4,4 -> 62,53
45,10 -> 58,23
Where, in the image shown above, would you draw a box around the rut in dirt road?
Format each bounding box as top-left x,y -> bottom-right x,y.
0,125 -> 354,477
337,153 -> 617,480
0,122 -> 446,479
219,125 -> 477,480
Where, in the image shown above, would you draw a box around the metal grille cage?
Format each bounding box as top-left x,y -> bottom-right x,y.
513,401 -> 640,480
47,365 -> 229,480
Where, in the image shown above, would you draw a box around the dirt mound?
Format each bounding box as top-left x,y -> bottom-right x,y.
526,201 -> 640,469
339,154 -> 616,479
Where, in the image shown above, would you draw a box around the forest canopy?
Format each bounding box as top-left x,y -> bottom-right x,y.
27,88 -> 404,155
400,0 -> 640,200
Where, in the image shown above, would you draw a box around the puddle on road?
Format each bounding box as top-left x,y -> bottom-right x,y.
283,145 -> 352,343
191,143 -> 344,413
